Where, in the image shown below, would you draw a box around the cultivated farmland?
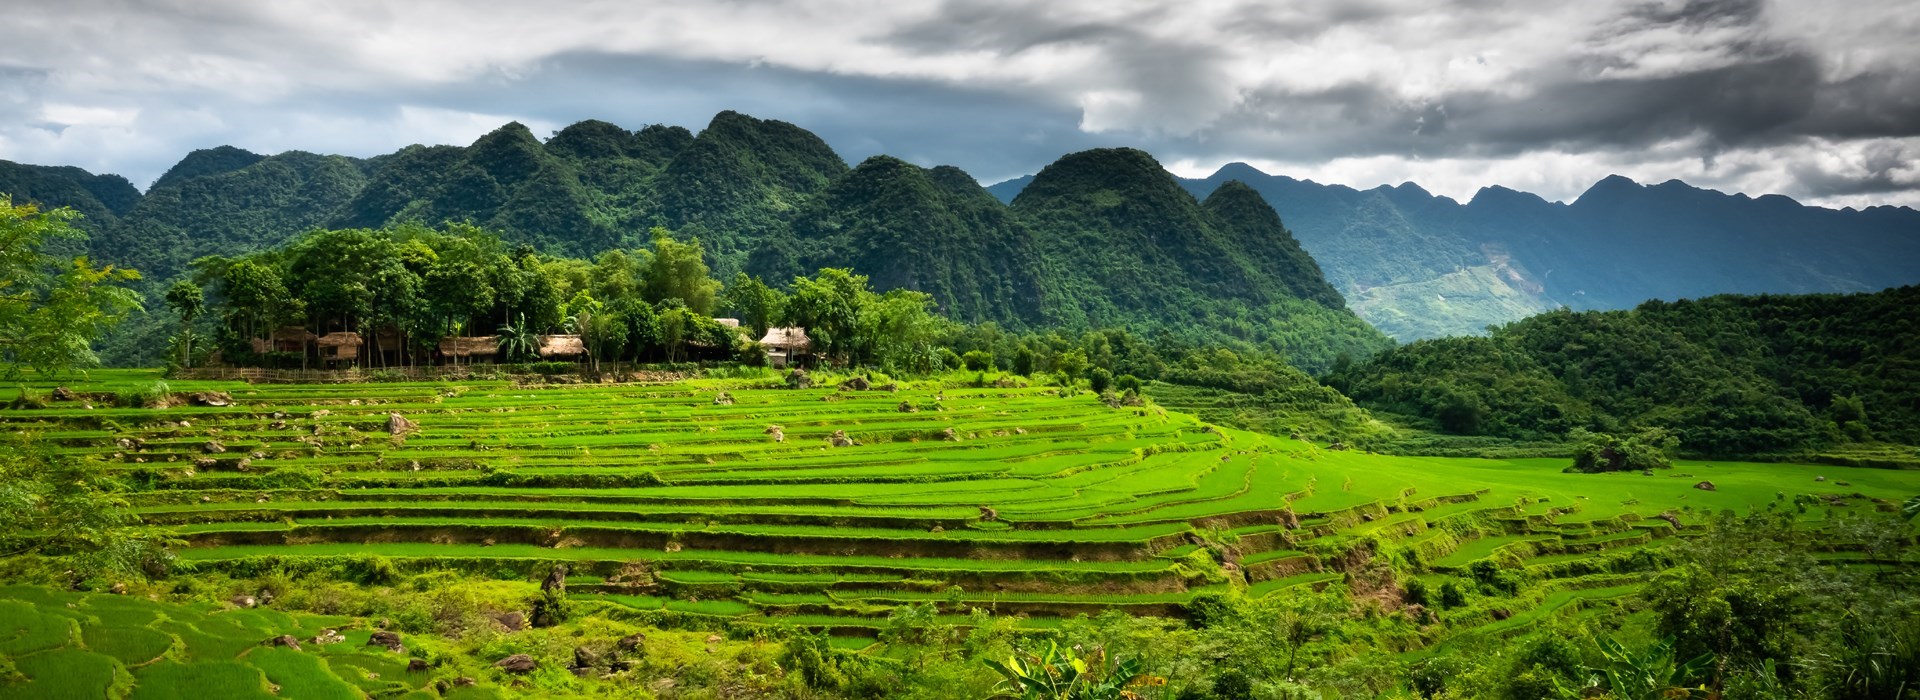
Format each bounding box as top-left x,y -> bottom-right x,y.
2,369 -> 1915,694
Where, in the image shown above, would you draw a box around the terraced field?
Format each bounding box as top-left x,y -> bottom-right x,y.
4,369 -> 1917,644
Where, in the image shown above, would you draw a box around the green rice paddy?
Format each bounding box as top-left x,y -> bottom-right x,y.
3,369 -> 1916,697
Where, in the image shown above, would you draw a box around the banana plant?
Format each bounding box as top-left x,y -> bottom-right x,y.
1584,636 -> 1713,700
984,640 -> 1162,700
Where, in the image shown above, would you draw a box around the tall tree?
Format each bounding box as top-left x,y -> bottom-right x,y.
0,196 -> 142,378
164,279 -> 204,368
644,227 -> 719,315
722,272 -> 785,337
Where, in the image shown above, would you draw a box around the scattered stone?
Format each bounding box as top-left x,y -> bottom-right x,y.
230,595 -> 257,608
408,658 -> 429,672
1360,512 -> 1375,522
190,391 -> 233,407
929,525 -> 944,534
1815,476 -> 1827,482
201,440 -> 227,454
1278,508 -> 1300,530
829,430 -> 855,447
573,647 -> 599,668
878,383 -> 899,392
785,369 -> 812,390
713,392 -> 735,405
531,565 -> 567,628
235,459 -> 252,472
200,496 -> 212,503
941,427 -> 959,442
664,542 -> 681,553
312,629 -> 346,645
1490,608 -> 1512,621
312,410 -> 330,417
109,583 -> 127,595
1326,441 -> 1349,451
454,677 -> 476,687
266,635 -> 302,651
839,376 -> 870,391
897,401 -> 918,413
349,399 -> 362,406
387,413 -> 417,436
1693,481 -> 1717,492
765,425 -> 785,443
978,506 -> 999,521
51,386 -> 76,401
368,630 -> 404,653
1015,428 -> 1026,435
249,450 -> 266,460
1836,480 -> 1851,486
617,633 -> 647,652
1655,512 -> 1682,529
492,612 -> 526,632
495,654 -> 537,674
269,420 -> 286,430
194,458 -> 216,469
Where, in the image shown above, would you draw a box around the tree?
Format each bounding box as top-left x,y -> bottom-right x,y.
1013,346 -> 1036,376
644,228 -> 719,315
722,272 -> 785,337
962,350 -> 994,372
0,433 -> 170,581
496,313 -> 540,362
786,268 -> 868,364
659,303 -> 690,363
1568,428 -> 1676,473
0,197 -> 142,378
163,280 -> 204,368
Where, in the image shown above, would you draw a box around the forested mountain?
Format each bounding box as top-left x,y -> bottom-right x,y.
990,164 -> 1920,341
0,111 -> 1387,370
1327,286 -> 1920,455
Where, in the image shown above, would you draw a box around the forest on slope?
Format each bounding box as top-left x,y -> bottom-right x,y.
1326,286 -> 1920,459
0,112 -> 1387,372
992,165 -> 1920,341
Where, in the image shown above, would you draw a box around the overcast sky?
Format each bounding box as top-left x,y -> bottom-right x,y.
3,0 -> 1918,208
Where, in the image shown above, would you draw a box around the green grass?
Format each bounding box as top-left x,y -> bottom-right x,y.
2,649 -> 121,700
6,371 -> 1918,662
129,661 -> 275,700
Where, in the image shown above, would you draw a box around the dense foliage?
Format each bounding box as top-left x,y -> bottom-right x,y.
1330,287 -> 1920,455
2,111 -> 1388,372
0,197 -> 142,378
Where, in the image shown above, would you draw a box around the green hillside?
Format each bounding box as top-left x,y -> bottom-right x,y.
1,371 -> 1913,698
3,113 -> 1390,372
1330,286 -> 1920,456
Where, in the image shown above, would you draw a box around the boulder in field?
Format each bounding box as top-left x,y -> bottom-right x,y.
1693,481 -> 1717,491
495,654 -> 537,674
265,635 -> 301,651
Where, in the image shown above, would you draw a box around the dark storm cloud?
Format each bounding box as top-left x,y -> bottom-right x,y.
0,0 -> 1915,206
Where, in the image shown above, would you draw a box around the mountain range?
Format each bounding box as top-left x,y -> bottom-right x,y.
0,111 -> 1386,370
993,166 -> 1920,340
6,110 -> 1918,365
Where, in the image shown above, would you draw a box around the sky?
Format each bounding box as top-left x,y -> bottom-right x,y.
3,0 -> 1918,208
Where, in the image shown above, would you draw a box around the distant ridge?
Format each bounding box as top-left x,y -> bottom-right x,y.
0,113 -> 1390,370
990,164 -> 1920,339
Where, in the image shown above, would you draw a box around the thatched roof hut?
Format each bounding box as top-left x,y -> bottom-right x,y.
439,336 -> 500,358
538,335 -> 585,359
256,326 -> 318,353
759,327 -> 812,351
315,332 -> 362,361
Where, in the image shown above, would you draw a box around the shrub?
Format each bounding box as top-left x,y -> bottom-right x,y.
1089,368 -> 1113,393
117,381 -> 171,408
8,385 -> 46,409
961,350 -> 993,372
939,348 -> 963,370
1115,374 -> 1143,394
1437,579 -> 1468,608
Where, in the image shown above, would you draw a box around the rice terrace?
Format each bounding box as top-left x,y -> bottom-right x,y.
6,1 -> 1920,698
4,363 -> 1916,698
